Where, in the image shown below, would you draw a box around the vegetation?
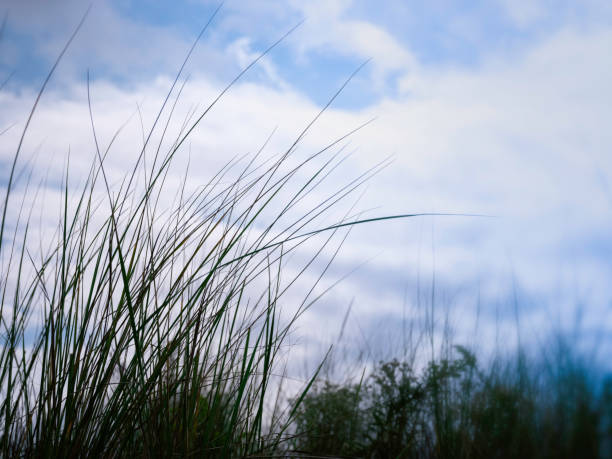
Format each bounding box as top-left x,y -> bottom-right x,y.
0,14 -> 387,457
1,10 -> 610,459
291,344 -> 612,458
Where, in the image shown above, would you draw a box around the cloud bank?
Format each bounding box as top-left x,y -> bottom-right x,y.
1,0 -> 611,359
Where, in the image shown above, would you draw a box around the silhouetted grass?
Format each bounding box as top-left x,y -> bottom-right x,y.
0,10 -> 398,457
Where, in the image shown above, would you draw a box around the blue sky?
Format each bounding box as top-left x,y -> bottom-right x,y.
4,0 -> 611,105
1,0 -> 612,360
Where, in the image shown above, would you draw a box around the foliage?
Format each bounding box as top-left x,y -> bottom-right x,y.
367,359 -> 427,457
292,381 -> 367,457
290,346 -> 612,458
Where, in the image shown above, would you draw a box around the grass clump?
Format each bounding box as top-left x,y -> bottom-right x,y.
0,13 -> 390,457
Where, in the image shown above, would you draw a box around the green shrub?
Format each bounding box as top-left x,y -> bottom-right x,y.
292,381 -> 367,456
367,359 -> 426,458
290,346 -> 612,459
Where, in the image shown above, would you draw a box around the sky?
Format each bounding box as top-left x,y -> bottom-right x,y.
1,0 -> 612,365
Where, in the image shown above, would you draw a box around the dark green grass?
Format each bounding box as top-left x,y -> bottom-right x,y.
1,8 -> 452,456
0,11 -> 398,457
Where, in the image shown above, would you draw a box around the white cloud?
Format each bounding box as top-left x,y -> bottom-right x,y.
287,0 -> 417,89
498,0 -> 546,28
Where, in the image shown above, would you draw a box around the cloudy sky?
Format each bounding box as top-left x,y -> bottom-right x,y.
1,0 -> 612,362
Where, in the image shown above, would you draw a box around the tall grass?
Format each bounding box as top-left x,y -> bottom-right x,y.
0,12 -> 405,456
